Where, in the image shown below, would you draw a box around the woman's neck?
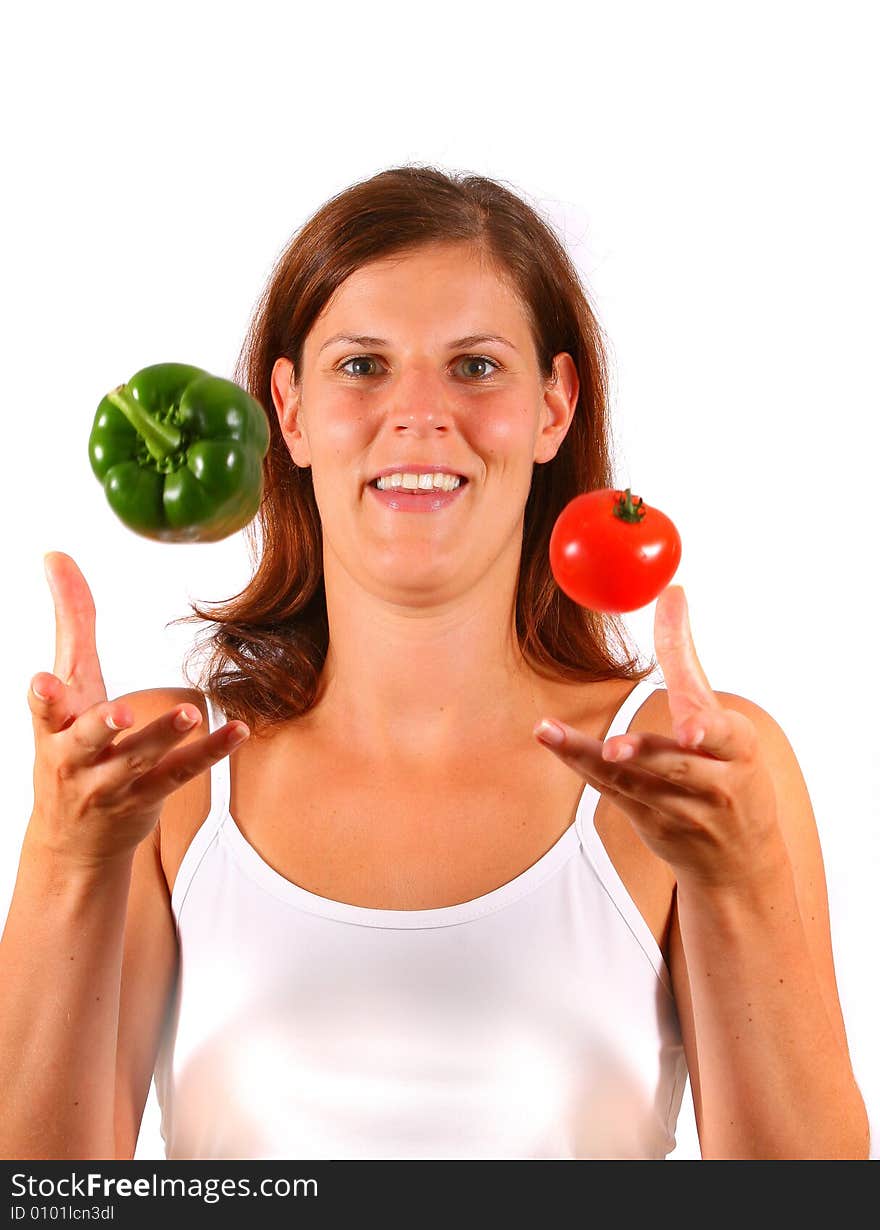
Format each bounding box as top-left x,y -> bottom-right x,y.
307,561 -> 550,763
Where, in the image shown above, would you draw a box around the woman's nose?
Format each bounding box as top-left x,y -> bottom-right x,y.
384,364 -> 455,431
392,410 -> 451,434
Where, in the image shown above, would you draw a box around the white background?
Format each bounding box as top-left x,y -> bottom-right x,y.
2,1 -> 877,1161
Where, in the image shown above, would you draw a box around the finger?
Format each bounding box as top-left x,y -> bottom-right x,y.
51,703 -> 211,811
30,688 -> 138,761
44,552 -> 107,700
610,699 -> 757,763
28,672 -> 77,735
63,697 -> 141,763
653,585 -> 720,740
129,717 -> 250,808
534,720 -> 700,816
37,700 -> 194,784
653,585 -> 713,695
602,719 -> 744,776
86,703 -> 209,788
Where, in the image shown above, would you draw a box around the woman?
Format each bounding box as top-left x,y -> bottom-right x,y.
3,166 -> 869,1160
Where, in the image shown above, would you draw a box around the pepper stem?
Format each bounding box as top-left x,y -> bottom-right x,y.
613,487 -> 646,523
106,384 -> 182,462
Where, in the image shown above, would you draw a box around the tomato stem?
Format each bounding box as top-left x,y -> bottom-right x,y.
613,488 -> 646,524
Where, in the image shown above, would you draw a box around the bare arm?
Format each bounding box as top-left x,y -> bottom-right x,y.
534,586 -> 870,1159
0,835 -> 135,1158
1,554 -> 247,1160
668,695 -> 870,1159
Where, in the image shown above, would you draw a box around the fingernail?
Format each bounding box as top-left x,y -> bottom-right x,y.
607,742 -> 634,761
106,714 -> 128,731
32,681 -> 51,701
689,727 -> 705,748
174,709 -> 198,730
534,719 -> 565,746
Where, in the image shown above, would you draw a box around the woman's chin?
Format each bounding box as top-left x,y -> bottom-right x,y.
364,558 -> 465,604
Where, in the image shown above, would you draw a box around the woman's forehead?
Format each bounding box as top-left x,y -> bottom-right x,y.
311,246 -> 529,343
338,241 -> 511,290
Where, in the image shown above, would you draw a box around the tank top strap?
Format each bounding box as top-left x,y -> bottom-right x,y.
604,672 -> 665,740
573,670 -> 672,992
572,673 -> 664,858
169,691 -> 232,924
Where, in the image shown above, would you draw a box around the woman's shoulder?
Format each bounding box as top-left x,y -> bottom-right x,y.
601,676 -> 786,744
115,684 -> 208,722
624,680 -> 786,742
114,686 -> 214,897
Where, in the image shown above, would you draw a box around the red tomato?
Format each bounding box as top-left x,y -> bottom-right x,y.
549,488 -> 681,613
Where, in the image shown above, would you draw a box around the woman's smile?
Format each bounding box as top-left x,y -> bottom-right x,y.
366,476 -> 470,514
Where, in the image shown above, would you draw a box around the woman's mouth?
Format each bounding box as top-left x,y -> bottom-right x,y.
366,474 -> 469,513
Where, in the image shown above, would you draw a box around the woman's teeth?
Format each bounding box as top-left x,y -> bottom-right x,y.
375,473 -> 463,492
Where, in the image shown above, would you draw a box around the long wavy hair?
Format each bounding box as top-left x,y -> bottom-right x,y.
171,165 -> 657,736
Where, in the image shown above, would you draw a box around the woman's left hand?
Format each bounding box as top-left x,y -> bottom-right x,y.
533,585 -> 786,889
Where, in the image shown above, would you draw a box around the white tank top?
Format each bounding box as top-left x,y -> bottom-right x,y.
152,674 -> 688,1159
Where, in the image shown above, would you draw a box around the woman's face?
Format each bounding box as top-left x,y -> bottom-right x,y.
271,241 -> 578,605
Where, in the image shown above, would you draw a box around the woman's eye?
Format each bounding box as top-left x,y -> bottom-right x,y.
456,355 -> 499,379
337,355 -> 500,380
338,356 -> 379,378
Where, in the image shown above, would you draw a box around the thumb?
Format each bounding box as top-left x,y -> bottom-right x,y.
44,552 -> 107,701
653,585 -> 719,742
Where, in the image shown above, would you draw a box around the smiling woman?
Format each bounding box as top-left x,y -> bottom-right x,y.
170,166 -> 651,733
6,165 -> 869,1165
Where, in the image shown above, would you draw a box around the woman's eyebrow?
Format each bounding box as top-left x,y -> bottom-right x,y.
318,332 -> 518,354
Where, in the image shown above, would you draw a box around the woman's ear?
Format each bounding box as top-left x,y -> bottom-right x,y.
534,352 -> 579,465
270,356 -> 311,468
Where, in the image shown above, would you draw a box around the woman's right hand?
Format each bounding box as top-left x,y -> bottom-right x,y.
27,551 -> 250,868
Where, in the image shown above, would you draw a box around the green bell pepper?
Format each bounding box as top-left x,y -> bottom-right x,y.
88,362 -> 270,543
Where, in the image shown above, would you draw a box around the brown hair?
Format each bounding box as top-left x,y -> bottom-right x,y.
171,164 -> 657,735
